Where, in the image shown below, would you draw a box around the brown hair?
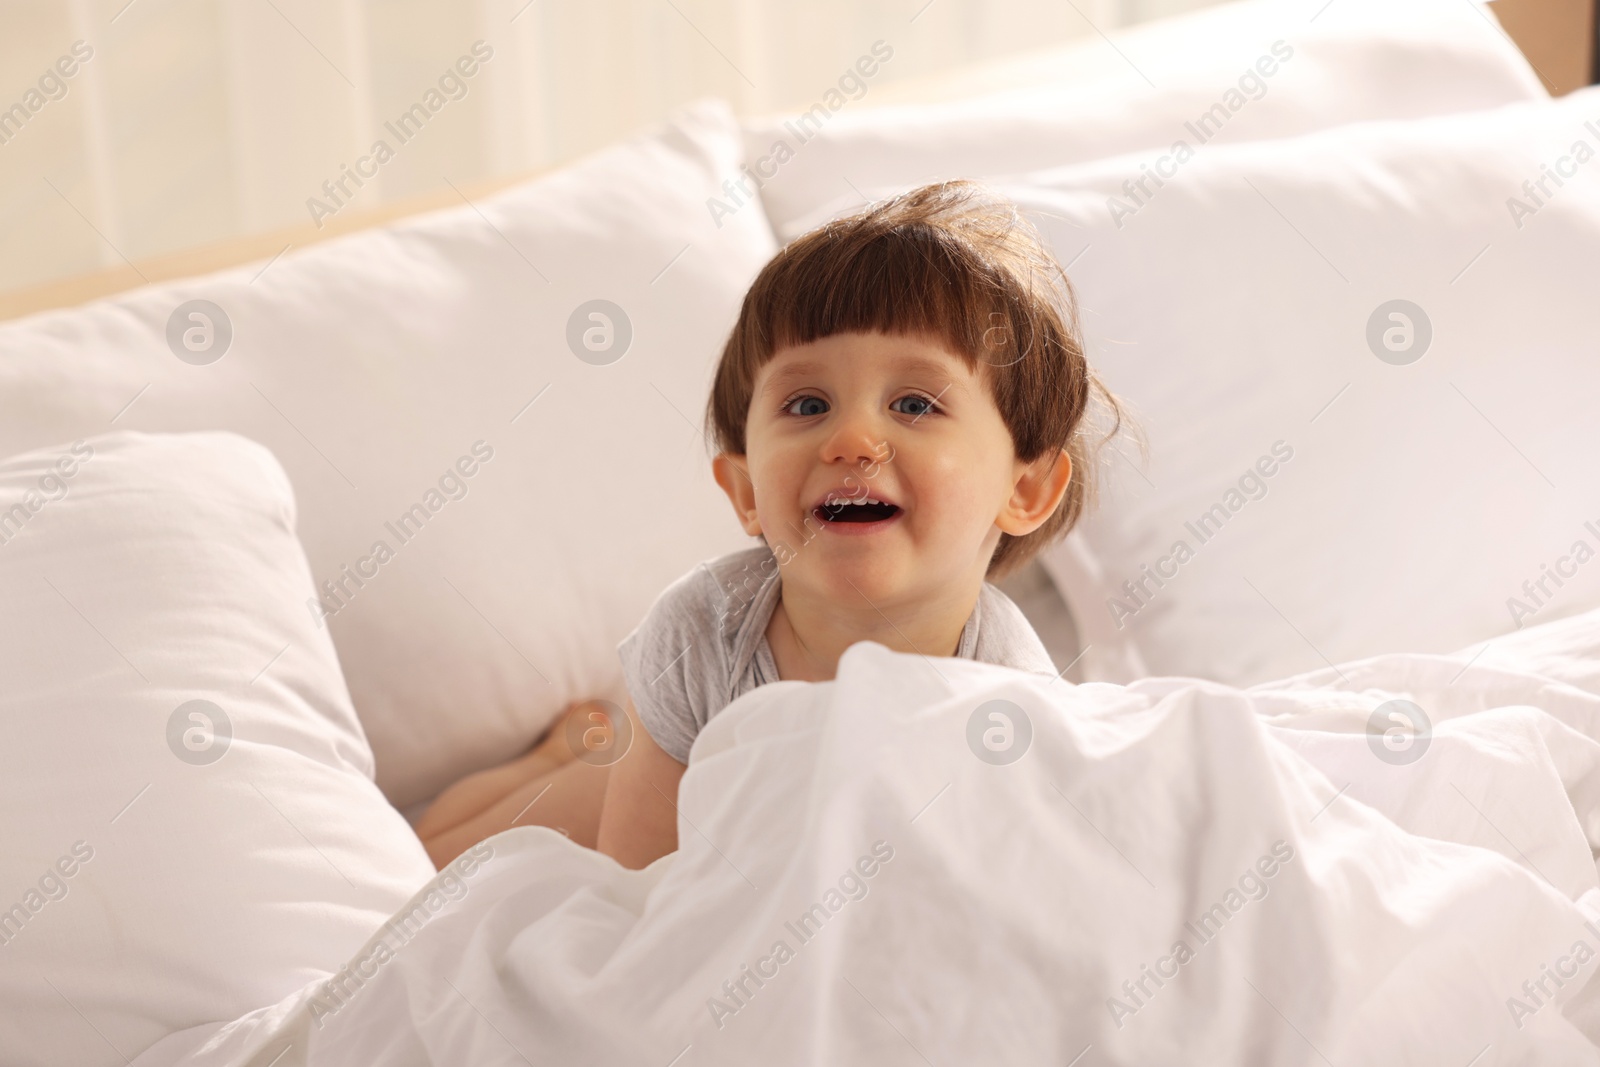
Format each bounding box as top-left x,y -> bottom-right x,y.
705,180 -> 1134,579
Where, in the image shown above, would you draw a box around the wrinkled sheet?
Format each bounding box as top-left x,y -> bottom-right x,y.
134,609 -> 1600,1066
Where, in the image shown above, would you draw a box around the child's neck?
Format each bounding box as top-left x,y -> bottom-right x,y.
764,576 -> 982,683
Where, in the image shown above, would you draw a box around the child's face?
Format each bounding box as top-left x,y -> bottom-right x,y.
713,331 -> 1058,605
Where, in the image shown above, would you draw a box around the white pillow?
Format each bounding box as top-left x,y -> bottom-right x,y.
0,431 -> 436,1066
0,99 -> 776,807
970,86 -> 1600,686
745,0 -> 1546,240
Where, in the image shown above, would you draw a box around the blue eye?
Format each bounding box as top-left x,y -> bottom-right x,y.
785,395 -> 828,417
892,394 -> 939,417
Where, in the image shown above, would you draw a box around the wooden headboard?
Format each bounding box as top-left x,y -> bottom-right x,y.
0,169 -> 545,325
1495,0 -> 1597,95
0,0 -> 1592,326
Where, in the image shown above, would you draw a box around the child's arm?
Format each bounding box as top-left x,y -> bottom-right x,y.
596,697 -> 685,870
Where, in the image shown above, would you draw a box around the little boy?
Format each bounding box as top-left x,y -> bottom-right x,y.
417,180 -> 1125,871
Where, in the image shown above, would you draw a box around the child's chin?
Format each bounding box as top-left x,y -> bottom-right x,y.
814,554 -> 906,594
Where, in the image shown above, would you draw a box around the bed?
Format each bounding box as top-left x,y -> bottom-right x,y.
2,0 -> 1599,1063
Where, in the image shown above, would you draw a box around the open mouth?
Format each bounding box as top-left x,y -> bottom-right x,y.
814,499 -> 901,524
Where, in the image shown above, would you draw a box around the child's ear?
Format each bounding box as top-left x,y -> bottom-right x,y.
996,448 -> 1073,537
712,453 -> 762,536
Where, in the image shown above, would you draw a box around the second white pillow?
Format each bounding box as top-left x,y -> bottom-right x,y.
1002,87 -> 1600,685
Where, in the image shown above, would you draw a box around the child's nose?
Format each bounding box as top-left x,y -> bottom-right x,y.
819,405 -> 887,467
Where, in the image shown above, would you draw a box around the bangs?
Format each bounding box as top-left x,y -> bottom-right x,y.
756,222 -> 1007,373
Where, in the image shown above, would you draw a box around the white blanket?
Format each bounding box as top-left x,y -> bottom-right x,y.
135,612 -> 1600,1065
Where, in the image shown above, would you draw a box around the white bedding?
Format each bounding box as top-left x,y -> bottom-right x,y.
131,608 -> 1600,1065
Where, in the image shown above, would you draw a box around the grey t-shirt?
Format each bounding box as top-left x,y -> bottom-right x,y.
618,544 -> 1057,764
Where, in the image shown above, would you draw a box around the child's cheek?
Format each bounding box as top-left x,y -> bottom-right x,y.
922,452 -> 999,533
